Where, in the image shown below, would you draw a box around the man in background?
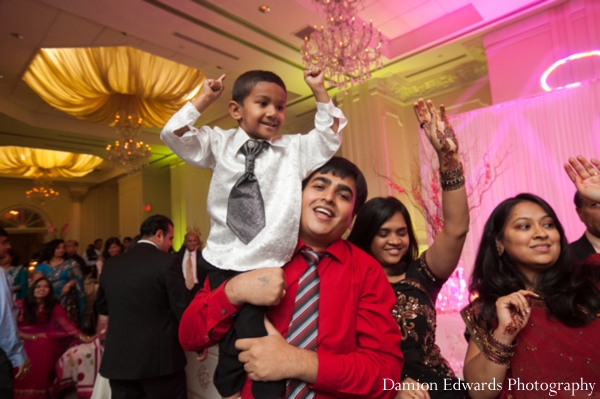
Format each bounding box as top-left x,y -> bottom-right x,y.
0,228 -> 30,398
570,191 -> 600,262
176,232 -> 206,297
97,215 -> 189,399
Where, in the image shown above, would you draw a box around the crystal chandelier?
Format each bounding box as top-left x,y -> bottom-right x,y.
25,171 -> 59,205
302,0 -> 384,92
106,111 -> 152,174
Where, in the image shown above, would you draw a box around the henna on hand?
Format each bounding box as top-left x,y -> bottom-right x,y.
503,308 -> 525,335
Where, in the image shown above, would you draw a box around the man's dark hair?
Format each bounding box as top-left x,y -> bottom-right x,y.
232,70 -> 286,104
574,192 -> 583,209
94,238 -> 102,244
0,227 -> 8,238
302,157 -> 368,215
140,215 -> 174,238
123,236 -> 132,243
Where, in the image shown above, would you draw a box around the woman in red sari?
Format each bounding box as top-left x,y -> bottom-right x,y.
14,277 -> 93,399
461,189 -> 600,398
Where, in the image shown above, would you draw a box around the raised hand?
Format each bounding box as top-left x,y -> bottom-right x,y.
494,289 -> 538,344
200,74 -> 226,101
304,66 -> 329,103
413,99 -> 460,172
564,156 -> 600,203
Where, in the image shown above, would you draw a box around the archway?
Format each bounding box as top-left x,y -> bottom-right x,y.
1,205 -> 49,267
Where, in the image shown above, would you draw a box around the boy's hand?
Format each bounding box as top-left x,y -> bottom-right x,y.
304,67 -> 330,103
192,74 -> 226,114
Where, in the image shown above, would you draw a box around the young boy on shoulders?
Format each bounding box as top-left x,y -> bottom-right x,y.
161,67 -> 346,399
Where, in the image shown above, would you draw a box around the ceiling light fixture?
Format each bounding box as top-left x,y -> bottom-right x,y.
106,111 -> 152,174
540,50 -> 600,92
25,171 -> 59,205
301,0 -> 383,92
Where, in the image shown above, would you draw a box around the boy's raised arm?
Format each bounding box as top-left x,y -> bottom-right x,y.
171,74 -> 226,137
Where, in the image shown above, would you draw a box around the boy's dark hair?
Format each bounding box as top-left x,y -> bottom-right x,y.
302,157 -> 368,215
140,215 -> 173,238
232,71 -> 286,104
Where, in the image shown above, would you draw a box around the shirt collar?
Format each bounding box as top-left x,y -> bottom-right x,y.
294,238 -> 346,263
231,127 -> 285,154
137,239 -> 158,249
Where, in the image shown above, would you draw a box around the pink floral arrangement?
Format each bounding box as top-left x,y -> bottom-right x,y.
47,221 -> 69,239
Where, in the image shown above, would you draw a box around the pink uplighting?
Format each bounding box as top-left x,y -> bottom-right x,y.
540,50 -> 600,92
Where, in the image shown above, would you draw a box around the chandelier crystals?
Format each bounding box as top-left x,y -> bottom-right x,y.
26,170 -> 60,205
106,110 -> 152,174
302,0 -> 384,92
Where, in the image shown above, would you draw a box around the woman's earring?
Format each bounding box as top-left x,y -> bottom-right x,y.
496,246 -> 504,256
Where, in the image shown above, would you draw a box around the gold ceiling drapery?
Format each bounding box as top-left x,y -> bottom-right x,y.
0,146 -> 104,177
23,47 -> 205,127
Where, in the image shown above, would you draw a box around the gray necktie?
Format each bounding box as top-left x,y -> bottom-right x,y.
226,140 -> 267,244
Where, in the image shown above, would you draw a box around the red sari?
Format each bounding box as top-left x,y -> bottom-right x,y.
14,300 -> 81,399
462,299 -> 600,399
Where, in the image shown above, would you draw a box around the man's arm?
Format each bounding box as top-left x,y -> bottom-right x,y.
166,256 -> 190,321
0,270 -> 28,372
235,257 -> 403,398
95,272 -> 108,316
179,267 -> 286,351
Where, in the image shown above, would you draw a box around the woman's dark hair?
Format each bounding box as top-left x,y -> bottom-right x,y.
24,277 -> 58,325
102,237 -> 123,259
347,197 -> 419,274
38,239 -> 65,264
470,193 -> 600,328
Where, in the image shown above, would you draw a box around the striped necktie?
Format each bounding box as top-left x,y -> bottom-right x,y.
285,248 -> 324,399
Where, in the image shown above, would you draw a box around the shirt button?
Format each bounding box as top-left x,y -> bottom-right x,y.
204,334 -> 209,339
221,308 -> 226,314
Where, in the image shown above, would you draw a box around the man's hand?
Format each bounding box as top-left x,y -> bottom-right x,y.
564,156 -> 600,203
225,267 -> 286,306
236,318 -> 317,383
191,74 -> 226,114
304,66 -> 330,104
14,357 -> 31,379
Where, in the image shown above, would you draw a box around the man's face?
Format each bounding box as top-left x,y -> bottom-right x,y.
0,236 -> 11,259
184,233 -> 200,252
65,241 -> 78,256
577,197 -> 600,237
299,171 -> 356,252
157,225 -> 174,253
94,240 -> 103,250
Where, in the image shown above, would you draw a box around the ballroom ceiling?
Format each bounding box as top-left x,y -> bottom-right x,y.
0,0 -> 562,184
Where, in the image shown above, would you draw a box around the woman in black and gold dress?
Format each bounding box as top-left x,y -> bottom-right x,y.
348,99 -> 469,399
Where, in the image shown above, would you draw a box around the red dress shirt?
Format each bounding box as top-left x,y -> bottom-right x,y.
179,238 -> 404,398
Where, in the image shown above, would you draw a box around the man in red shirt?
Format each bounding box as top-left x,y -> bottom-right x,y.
179,157 -> 403,398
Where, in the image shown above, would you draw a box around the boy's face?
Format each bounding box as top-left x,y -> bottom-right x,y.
299,171 -> 356,252
229,82 -> 286,140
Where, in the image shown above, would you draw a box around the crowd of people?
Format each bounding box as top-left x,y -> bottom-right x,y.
0,66 -> 598,399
